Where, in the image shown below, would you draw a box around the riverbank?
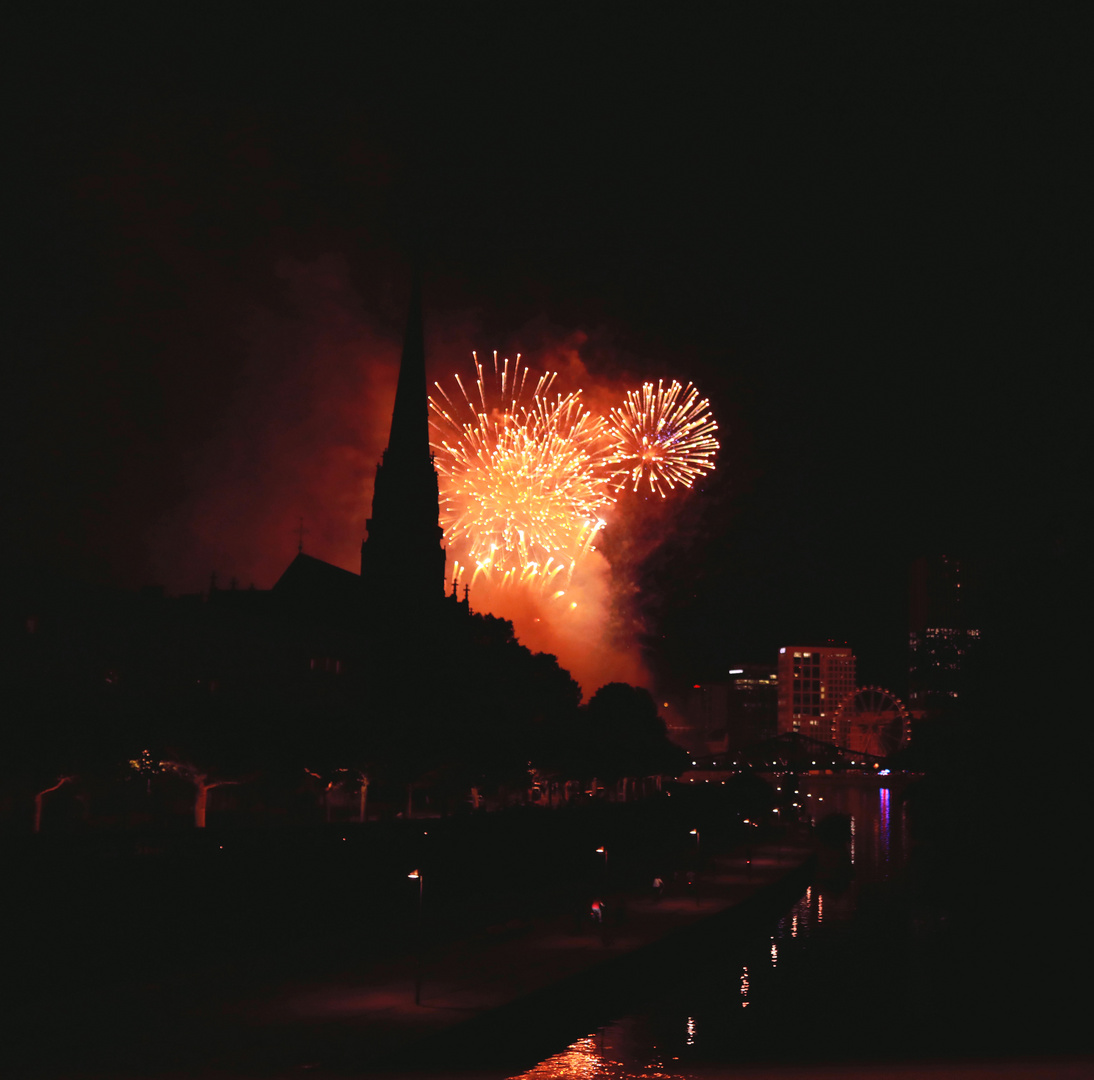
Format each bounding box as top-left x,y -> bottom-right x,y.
274,840 -> 815,1075
12,839 -> 814,1078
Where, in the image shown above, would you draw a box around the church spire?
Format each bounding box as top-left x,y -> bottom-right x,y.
360,271 -> 446,613
385,268 -> 430,465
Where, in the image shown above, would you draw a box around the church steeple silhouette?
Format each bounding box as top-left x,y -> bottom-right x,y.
360,271 -> 447,612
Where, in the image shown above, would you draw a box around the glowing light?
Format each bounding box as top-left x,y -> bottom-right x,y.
509,1033 -> 606,1079
606,379 -> 718,496
430,354 -> 720,601
430,352 -> 614,594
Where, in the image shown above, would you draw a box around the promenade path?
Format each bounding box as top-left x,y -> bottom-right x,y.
15,841 -> 813,1079
224,841 -> 812,1076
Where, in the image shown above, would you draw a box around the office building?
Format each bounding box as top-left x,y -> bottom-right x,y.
726,664 -> 778,748
777,645 -> 856,742
908,555 -> 980,714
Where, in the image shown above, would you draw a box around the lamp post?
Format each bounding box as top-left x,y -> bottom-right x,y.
688,829 -> 703,905
595,845 -> 608,892
408,869 -> 424,1005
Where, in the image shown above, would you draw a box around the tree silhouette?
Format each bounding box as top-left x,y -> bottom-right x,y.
582,683 -> 686,783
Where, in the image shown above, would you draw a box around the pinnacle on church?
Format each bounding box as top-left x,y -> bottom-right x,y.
385,269 -> 430,466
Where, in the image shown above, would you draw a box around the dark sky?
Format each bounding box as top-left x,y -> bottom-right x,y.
6,6 -> 1085,693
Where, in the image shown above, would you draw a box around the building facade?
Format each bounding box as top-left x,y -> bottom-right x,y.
776,645 -> 856,742
726,664 -> 778,749
681,682 -> 732,754
908,555 -> 980,715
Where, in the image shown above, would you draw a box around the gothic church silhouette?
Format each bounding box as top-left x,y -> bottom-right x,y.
271,274 -> 467,627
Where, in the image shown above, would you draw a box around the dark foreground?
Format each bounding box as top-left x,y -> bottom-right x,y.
9,776 -> 1093,1079
8,799 -> 809,1077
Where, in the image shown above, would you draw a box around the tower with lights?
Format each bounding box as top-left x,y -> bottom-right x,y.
908,555 -> 980,714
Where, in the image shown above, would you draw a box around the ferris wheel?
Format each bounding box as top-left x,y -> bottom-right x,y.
834,686 -> 910,758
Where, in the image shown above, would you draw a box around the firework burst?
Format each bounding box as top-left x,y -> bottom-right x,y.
606,379 -> 718,496
429,353 -> 615,593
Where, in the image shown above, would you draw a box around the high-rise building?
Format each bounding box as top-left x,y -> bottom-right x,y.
726,664 -> 778,748
777,645 -> 856,741
908,555 -> 980,713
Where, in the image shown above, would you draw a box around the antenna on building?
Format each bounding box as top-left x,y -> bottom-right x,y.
293,517 -> 309,555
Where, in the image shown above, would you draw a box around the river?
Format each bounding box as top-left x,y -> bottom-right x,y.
497,775 -> 1089,1079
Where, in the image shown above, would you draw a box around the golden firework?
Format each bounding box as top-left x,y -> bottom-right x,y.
606,379 -> 718,496
429,353 -> 615,592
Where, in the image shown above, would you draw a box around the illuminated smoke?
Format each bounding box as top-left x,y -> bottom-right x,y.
147,255 -> 401,595
152,269 -> 720,702
606,379 -> 718,497
427,351 -> 719,698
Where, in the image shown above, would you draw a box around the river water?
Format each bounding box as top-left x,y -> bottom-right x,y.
499,776 -> 1088,1079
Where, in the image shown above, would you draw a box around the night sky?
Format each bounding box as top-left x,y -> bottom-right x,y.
7,6 -> 1084,695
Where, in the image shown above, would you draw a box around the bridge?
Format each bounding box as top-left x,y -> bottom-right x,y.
687,732 -> 892,774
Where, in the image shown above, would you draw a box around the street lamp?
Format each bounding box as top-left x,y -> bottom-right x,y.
594,846 -> 608,890
689,827 -> 700,851
408,869 -> 424,1005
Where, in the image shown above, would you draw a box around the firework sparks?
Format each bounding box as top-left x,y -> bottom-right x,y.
606,379 -> 718,496
429,353 -> 615,593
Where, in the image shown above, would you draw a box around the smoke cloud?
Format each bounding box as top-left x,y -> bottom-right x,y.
148,254 -> 401,592
431,331 -> 667,698
152,257 -> 715,699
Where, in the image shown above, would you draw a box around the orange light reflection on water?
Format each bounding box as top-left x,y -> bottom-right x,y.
506,1031 -> 690,1080
506,1034 -> 610,1080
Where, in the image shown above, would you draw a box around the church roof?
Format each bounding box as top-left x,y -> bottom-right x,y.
272,553 -> 360,617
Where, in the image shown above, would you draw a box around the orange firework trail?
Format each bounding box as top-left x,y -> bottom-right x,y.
429,353 -> 615,594
606,379 -> 719,496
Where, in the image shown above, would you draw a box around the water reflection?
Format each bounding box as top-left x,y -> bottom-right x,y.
507,1027 -> 694,1080
506,1033 -> 610,1079
512,778 -> 906,1078
878,786 -> 891,869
